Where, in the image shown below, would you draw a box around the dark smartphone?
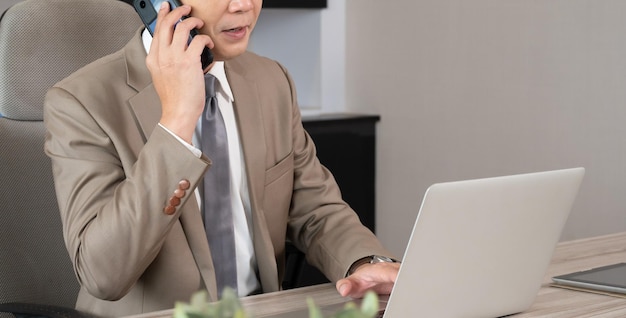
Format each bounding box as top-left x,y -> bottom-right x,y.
132,0 -> 213,69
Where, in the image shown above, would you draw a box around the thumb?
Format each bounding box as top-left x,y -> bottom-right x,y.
336,278 -> 353,297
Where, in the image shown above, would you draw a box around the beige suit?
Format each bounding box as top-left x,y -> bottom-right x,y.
43,29 -> 390,317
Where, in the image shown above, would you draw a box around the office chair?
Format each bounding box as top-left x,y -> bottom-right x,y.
0,0 -> 141,317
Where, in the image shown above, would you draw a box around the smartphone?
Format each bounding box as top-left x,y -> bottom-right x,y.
133,0 -> 213,69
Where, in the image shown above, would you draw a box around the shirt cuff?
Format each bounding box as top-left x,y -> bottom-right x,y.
158,123 -> 202,158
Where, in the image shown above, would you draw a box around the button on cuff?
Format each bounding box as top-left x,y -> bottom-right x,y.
163,179 -> 191,215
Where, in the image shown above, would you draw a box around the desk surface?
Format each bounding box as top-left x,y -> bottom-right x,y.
128,231 -> 626,318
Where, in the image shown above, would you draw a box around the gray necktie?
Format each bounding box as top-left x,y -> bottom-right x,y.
201,73 -> 238,297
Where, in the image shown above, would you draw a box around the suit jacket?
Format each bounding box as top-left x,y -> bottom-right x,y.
43,29 -> 391,317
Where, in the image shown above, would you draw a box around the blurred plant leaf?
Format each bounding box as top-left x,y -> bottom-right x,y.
307,297 -> 324,318
175,288 -> 380,318
359,291 -> 379,317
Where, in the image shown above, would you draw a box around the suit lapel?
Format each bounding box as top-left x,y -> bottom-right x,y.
124,30 -> 219,300
128,84 -> 160,142
125,28 -> 161,142
226,60 -> 280,292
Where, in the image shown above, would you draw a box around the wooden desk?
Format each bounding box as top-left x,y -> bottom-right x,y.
128,232 -> 626,318
517,231 -> 626,317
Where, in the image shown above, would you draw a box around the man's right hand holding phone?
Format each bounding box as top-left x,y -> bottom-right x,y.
147,2 -> 214,145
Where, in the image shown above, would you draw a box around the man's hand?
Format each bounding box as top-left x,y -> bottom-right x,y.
146,2 -> 214,144
335,262 -> 400,298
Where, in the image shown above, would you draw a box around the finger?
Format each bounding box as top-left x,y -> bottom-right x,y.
190,38 -> 214,70
171,16 -> 205,50
336,278 -> 353,297
339,275 -> 372,298
187,34 -> 214,63
148,1 -> 170,59
154,3 -> 192,45
152,1 -> 170,38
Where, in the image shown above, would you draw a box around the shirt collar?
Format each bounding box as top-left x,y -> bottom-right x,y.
141,29 -> 234,102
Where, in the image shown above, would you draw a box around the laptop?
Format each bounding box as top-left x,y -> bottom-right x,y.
383,167 -> 584,317
273,167 -> 585,317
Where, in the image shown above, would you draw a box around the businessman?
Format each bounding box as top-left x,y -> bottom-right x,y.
44,0 -> 398,316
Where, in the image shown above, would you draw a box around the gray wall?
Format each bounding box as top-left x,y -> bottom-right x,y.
346,0 -> 626,257
251,9 -> 322,109
251,2 -> 347,114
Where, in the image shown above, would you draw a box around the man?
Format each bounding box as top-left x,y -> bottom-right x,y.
44,0 -> 398,316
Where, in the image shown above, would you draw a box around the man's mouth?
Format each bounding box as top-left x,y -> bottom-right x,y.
224,26 -> 245,33
221,25 -> 248,41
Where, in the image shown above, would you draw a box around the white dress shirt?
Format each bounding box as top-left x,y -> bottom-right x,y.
142,29 -> 260,296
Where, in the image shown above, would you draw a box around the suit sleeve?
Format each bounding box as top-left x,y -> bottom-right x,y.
43,86 -> 209,300
278,64 -> 395,282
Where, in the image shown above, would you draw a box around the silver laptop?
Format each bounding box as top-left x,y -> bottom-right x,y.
383,167 -> 584,317
272,168 -> 585,317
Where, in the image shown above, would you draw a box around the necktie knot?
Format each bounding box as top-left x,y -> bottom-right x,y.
204,73 -> 218,120
205,73 -> 217,99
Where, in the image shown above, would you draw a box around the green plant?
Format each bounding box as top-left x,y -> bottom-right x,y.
173,288 -> 380,318
173,288 -> 245,318
307,291 -> 379,318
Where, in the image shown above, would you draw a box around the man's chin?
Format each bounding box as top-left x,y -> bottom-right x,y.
212,44 -> 249,61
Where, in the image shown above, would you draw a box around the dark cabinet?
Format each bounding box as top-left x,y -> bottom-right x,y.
283,113 -> 380,289
302,114 -> 379,233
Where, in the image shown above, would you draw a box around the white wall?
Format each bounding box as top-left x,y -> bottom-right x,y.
250,1 -> 346,114
346,0 -> 626,257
